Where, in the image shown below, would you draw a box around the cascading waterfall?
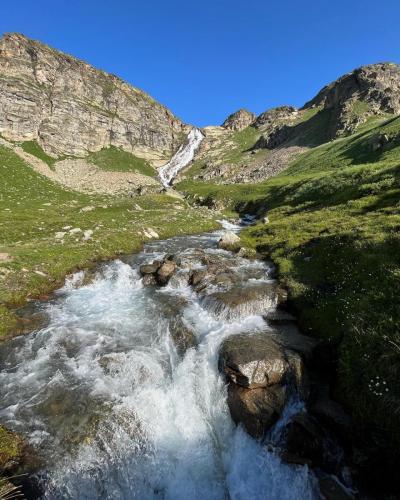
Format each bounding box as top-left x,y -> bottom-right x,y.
159,128 -> 204,187
0,226 -> 319,499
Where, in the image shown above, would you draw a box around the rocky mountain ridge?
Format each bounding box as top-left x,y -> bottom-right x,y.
0,33 -> 188,165
183,62 -> 400,185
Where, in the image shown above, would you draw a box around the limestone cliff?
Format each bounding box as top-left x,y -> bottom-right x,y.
0,33 -> 188,164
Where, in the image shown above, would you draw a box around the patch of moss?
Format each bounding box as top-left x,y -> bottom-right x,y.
0,425 -> 24,471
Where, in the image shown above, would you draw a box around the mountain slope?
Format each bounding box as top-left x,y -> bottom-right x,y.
0,33 -> 188,164
181,63 -> 400,185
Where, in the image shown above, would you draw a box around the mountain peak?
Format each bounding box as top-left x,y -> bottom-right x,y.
222,109 -> 256,131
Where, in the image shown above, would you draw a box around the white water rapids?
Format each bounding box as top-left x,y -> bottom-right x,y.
0,226 -> 319,499
159,128 -> 203,187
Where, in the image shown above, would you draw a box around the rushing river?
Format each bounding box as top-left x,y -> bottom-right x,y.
0,222 -> 319,499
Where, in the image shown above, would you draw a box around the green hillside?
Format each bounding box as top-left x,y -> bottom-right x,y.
178,115 -> 400,474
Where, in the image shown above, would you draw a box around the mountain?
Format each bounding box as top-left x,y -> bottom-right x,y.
0,33 -> 188,164
182,62 -> 400,184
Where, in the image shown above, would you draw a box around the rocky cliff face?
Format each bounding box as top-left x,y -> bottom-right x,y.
222,108 -> 256,131
303,63 -> 400,137
0,33 -> 187,163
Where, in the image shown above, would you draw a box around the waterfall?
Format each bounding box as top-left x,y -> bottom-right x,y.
159,128 -> 204,187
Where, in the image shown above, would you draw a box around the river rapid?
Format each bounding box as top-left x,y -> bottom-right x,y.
0,221 -> 320,499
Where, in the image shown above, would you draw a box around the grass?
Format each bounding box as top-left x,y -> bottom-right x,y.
87,146 -> 156,177
21,140 -> 57,167
177,115 -> 400,488
0,145 -> 218,340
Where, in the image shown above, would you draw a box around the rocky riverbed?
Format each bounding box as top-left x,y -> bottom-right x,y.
0,222 -> 354,499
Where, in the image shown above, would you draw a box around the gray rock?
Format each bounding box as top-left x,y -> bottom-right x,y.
218,231 -> 240,250
227,383 -> 286,438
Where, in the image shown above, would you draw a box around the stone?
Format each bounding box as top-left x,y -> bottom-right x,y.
283,413 -> 325,467
69,228 -> 82,234
227,383 -> 286,438
54,232 -> 66,239
83,229 -> 93,241
262,216 -> 269,224
142,273 -> 157,286
222,109 -> 256,131
317,476 -> 354,500
169,317 -> 197,357
156,260 -> 176,285
219,332 -> 290,388
189,268 -> 208,286
140,261 -> 162,275
218,231 -> 240,250
80,206 -> 95,213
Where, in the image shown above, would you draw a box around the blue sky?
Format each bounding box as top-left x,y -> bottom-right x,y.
1,0 -> 399,126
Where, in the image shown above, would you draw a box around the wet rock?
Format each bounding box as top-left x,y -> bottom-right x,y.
218,231 -> 240,250
142,273 -> 157,286
169,317 -> 197,357
263,309 -> 297,324
318,476 -> 354,500
219,332 -> 290,389
189,268 -> 208,286
227,383 -> 286,438
309,391 -> 352,435
203,282 -> 277,320
283,413 -> 326,467
156,260 -> 176,285
140,261 -> 162,275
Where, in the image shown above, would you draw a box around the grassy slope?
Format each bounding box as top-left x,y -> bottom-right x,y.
0,145 -> 218,339
88,146 -> 156,177
178,116 -> 400,475
21,140 -> 58,167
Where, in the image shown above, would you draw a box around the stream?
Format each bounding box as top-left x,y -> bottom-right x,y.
0,222 -> 321,499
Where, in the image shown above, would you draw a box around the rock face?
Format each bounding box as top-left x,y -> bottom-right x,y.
303,63 -> 400,137
0,33 -> 187,161
222,109 -> 256,131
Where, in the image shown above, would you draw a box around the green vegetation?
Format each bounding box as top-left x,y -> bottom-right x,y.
88,146 -> 156,177
0,425 -> 24,470
21,140 -> 57,167
0,145 -> 218,339
177,115 -> 400,465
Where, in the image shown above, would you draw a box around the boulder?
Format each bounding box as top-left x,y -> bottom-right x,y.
156,260 -> 177,285
218,231 -> 240,250
142,273 -> 157,286
219,332 -> 290,389
227,383 -> 286,438
169,317 -> 197,357
318,476 -> 354,500
140,261 -> 162,275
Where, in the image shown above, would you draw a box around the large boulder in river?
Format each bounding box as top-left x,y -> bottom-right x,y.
218,231 -> 240,251
219,330 -> 316,438
156,260 -> 177,285
227,384 -> 286,438
219,331 -> 311,390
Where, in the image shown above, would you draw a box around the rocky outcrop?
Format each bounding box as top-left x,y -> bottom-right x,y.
0,33 -> 187,162
254,106 -> 298,128
222,109 -> 256,131
303,63 -> 400,137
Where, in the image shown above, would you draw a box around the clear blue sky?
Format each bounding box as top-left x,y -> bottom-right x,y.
1,0 -> 399,126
